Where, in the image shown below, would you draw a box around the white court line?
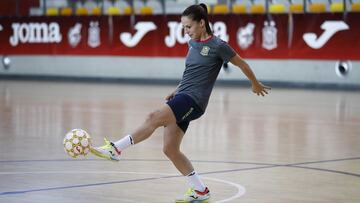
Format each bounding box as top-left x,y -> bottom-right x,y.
0,171 -> 246,202
203,176 -> 246,203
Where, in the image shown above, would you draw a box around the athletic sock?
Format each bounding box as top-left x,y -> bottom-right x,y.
113,135 -> 134,151
186,170 -> 206,192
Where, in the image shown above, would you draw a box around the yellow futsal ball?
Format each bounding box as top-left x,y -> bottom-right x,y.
63,129 -> 92,158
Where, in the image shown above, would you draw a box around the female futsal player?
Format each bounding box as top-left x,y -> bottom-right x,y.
91,3 -> 270,202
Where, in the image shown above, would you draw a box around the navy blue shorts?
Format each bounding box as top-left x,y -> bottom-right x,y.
166,93 -> 204,133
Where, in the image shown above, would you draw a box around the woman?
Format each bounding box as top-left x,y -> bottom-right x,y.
91,3 -> 270,202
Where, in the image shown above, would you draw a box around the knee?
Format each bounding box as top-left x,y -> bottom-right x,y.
145,110 -> 162,127
163,144 -> 180,159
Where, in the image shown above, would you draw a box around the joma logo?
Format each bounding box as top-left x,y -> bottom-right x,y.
10,22 -> 62,47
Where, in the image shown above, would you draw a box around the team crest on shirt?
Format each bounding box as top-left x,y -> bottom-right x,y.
200,46 -> 210,56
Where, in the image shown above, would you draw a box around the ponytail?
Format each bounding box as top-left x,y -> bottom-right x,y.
182,4 -> 213,35
199,3 -> 208,14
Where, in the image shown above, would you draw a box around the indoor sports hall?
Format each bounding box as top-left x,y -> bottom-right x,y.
1,0 -> 359,203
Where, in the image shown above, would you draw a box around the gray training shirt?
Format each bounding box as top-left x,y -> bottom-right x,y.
176,35 -> 236,111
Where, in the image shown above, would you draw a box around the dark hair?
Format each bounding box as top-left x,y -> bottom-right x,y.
181,3 -> 213,35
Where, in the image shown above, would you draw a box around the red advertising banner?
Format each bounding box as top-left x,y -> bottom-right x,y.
0,13 -> 359,59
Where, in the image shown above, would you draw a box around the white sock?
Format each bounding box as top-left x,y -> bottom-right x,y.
113,135 -> 134,151
186,171 -> 206,192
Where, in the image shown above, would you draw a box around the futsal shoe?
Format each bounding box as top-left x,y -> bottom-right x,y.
175,187 -> 210,203
90,138 -> 121,161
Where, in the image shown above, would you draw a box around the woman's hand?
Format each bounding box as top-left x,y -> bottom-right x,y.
252,81 -> 271,97
229,55 -> 271,97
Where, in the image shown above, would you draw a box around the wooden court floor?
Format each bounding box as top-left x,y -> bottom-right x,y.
0,80 -> 359,203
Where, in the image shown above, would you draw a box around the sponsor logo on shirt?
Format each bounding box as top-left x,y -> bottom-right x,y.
200,46 -> 210,56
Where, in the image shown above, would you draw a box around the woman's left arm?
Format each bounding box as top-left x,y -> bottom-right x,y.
229,54 -> 271,96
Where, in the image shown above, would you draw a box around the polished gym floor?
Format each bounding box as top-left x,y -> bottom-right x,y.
0,80 -> 359,203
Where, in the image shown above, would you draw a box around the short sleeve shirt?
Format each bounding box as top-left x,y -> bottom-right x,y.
176,35 -> 236,111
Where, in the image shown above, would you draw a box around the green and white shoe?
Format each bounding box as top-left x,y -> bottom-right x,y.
175,187 -> 210,203
90,138 -> 121,161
